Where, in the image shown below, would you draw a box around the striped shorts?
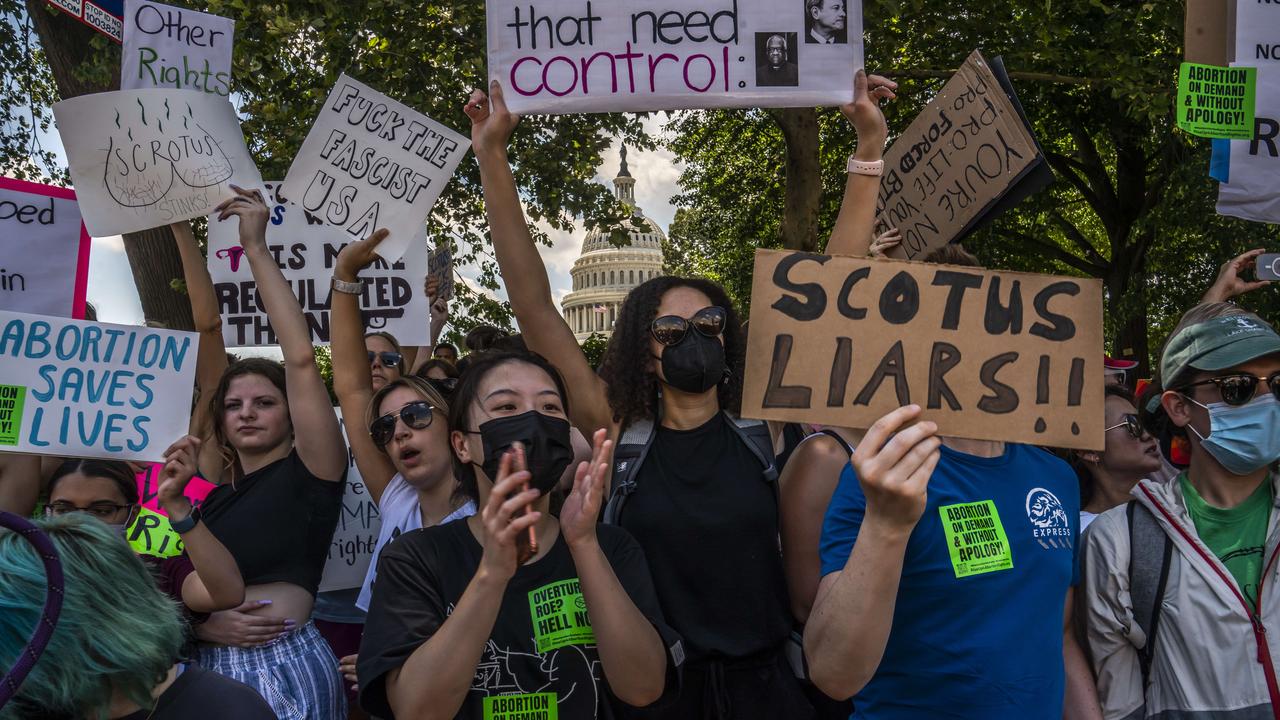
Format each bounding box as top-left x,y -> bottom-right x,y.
198,620 -> 347,720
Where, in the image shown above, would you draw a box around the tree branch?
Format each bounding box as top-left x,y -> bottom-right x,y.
1005,230 -> 1107,277
1050,210 -> 1109,267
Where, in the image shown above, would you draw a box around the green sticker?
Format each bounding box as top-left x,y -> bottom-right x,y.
939,500 -> 1013,579
483,692 -> 558,720
0,385 -> 26,446
528,578 -> 595,653
1177,62 -> 1257,139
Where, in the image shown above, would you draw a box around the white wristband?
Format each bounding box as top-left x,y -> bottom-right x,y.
847,157 -> 885,176
331,276 -> 364,295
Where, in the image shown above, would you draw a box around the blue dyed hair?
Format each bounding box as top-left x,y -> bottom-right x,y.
0,515 -> 183,720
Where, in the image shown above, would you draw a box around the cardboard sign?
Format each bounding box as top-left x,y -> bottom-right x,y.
45,0 -> 124,42
1216,2 -> 1280,225
52,88 -> 263,236
281,74 -> 470,261
428,242 -> 454,301
1178,63 -> 1256,139
127,462 -> 217,558
122,0 -> 235,96
741,250 -> 1105,450
0,311 -> 197,461
486,0 -> 863,114
876,51 -> 1043,260
207,181 -> 432,347
318,408 -> 382,593
0,177 -> 91,319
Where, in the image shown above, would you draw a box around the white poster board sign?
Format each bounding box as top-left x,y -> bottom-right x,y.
1216,1 -> 1280,224
281,74 -> 470,261
53,88 -> 263,236
207,181 -> 432,347
318,407 -> 382,593
0,177 -> 91,319
486,0 -> 863,114
0,311 -> 197,462
121,0 -> 235,96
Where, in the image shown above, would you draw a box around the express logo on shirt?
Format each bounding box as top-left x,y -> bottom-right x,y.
1025,488 -> 1071,549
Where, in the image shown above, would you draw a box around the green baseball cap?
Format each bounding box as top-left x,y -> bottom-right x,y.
1161,314 -> 1280,390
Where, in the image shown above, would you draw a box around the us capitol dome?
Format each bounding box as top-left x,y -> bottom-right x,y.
560,145 -> 666,341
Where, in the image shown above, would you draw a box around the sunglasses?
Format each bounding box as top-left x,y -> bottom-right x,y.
650,306 -> 727,346
370,401 -> 435,447
428,377 -> 458,394
369,351 -> 403,368
45,501 -> 133,520
1180,372 -> 1280,407
1104,414 -> 1144,440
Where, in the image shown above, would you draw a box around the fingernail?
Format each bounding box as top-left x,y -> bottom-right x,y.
284,619 -> 296,626
259,599 -> 272,605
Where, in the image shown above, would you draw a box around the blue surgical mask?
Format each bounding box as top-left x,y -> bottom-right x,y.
1185,394 -> 1280,475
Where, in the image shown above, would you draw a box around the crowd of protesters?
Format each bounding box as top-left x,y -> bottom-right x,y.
0,64 -> 1277,720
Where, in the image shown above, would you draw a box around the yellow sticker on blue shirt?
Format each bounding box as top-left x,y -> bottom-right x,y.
940,501 -> 1013,578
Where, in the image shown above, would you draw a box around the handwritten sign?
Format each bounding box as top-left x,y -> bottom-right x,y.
741,250 -> 1105,450
281,74 -> 470,261
0,311 -> 197,461
122,0 -> 235,96
45,0 -> 124,42
1216,1 -> 1280,225
127,462 -> 217,558
486,0 -> 862,114
53,88 -> 263,236
876,51 -> 1044,260
206,181 -> 432,347
0,177 -> 90,319
428,242 -> 454,301
318,408 -> 382,593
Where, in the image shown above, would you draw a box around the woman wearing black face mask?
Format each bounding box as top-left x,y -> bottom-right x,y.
465,82 -> 820,719
356,352 -> 682,720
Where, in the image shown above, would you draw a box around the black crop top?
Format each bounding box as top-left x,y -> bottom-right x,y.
201,449 -> 346,596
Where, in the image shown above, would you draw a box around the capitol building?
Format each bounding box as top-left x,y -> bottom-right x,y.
561,146 -> 667,341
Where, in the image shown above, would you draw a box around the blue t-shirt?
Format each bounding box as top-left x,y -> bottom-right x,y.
819,443 -> 1079,719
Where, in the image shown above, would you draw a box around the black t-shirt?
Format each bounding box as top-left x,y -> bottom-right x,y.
201,449 -> 346,596
116,664 -> 275,719
619,414 -> 791,663
358,519 -> 681,720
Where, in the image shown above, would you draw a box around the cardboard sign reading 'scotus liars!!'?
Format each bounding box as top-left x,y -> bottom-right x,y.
742,250 -> 1105,450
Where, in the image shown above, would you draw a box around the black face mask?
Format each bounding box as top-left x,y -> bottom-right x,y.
659,330 -> 727,394
475,411 -> 574,494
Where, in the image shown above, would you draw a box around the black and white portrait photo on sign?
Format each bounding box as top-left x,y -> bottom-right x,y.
755,32 -> 799,87
805,0 -> 848,43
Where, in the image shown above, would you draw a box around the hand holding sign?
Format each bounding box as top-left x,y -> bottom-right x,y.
852,405 -> 941,532
212,184 -> 269,253
156,434 -> 200,516
466,84 -> 521,159
334,228 -> 392,283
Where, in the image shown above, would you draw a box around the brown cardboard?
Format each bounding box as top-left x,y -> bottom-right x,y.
1185,0 -> 1232,66
877,50 -> 1041,261
741,249 -> 1105,450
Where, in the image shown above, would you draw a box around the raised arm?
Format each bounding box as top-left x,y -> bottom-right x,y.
1201,248 -> 1272,303
157,435 -> 245,612
332,230 -> 398,503
464,83 -> 615,435
212,186 -> 346,481
409,277 -> 450,375
824,71 -> 898,258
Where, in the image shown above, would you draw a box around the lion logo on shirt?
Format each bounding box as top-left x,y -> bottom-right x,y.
1025,488 -> 1071,549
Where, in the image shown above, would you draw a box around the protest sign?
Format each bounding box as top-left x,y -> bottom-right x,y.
0,177 -> 91,319
1216,1 -> 1280,225
0,310 -> 197,461
428,242 -> 454,301
1178,63 -> 1256,139
45,0 -> 124,42
318,408 -> 381,593
741,249 -> 1105,450
53,88 -> 263,237
126,462 -> 217,558
206,181 -> 432,347
876,50 -> 1045,261
122,0 -> 235,96
486,0 -> 863,114
281,74 -> 470,261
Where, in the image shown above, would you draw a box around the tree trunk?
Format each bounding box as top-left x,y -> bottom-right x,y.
769,108 -> 822,252
26,0 -> 194,331
1107,249 -> 1151,381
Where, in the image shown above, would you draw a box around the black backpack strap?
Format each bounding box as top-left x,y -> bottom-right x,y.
724,414 -> 779,485
816,428 -> 854,456
602,419 -> 656,525
1127,500 -> 1174,695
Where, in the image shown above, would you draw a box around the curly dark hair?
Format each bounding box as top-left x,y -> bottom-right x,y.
597,276 -> 745,426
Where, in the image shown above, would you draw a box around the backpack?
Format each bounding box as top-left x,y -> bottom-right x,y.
601,411 -> 779,525
1126,500 -> 1174,694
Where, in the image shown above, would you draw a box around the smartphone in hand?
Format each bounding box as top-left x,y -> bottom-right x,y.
1257,254 -> 1280,282
510,443 -> 537,565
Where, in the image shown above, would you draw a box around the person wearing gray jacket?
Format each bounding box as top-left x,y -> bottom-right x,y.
1082,303 -> 1280,720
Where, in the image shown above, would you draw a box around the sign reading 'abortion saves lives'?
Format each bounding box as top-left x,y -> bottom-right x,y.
282,75 -> 470,262
487,0 -> 863,114
0,311 -> 197,462
0,177 -> 91,320
122,0 -> 235,96
741,250 -> 1105,450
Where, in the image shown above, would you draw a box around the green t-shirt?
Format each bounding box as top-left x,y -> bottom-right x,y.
1180,473 -> 1274,611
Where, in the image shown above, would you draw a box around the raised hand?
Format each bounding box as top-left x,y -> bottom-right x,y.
213,184 -> 270,253
478,445 -> 542,581
868,227 -> 903,257
560,429 -> 613,550
841,70 -> 899,160
851,405 -> 941,531
156,435 -> 201,518
335,228 -> 391,282
464,81 -> 521,157
1202,248 -> 1273,303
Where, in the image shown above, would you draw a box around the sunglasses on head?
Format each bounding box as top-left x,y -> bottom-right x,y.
1180,372 -> 1280,407
650,306 -> 727,346
1104,414 -> 1144,440
370,401 -> 435,447
369,351 -> 403,368
428,377 -> 458,394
